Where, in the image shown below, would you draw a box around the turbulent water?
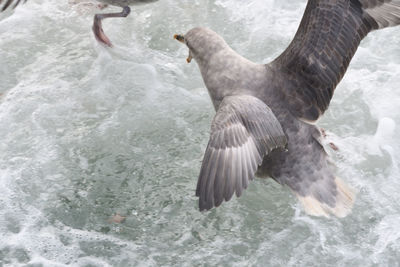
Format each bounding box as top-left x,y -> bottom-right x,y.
1,0 -> 400,266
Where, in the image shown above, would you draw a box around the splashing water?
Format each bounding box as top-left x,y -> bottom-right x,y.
1,0 -> 400,266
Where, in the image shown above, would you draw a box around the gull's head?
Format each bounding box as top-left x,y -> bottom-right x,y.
174,27 -> 228,64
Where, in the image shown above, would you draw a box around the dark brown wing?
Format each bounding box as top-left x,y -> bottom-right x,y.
196,95 -> 287,211
270,0 -> 400,122
1,0 -> 27,11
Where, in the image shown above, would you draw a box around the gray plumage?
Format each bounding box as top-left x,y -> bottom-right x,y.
176,0 -> 400,217
197,95 -> 287,211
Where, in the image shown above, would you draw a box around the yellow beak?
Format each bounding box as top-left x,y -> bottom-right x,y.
174,34 -> 192,63
173,34 -> 185,43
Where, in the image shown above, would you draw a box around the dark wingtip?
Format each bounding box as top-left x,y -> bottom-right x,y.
199,202 -> 205,212
199,199 -> 214,212
1,0 -> 22,12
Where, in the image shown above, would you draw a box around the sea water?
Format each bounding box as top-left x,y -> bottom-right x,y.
1,0 -> 400,266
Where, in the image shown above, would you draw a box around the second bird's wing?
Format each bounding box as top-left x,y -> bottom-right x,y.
1,0 -> 27,11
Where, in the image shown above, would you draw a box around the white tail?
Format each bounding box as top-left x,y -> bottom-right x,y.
296,177 -> 355,218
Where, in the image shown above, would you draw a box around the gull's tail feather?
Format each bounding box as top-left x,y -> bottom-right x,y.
296,177 -> 355,218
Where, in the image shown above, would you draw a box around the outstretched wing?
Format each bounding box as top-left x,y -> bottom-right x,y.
271,0 -> 400,122
0,0 -> 27,11
196,95 -> 287,211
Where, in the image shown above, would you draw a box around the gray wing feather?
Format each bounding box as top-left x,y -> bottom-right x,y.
271,0 -> 400,122
196,95 -> 287,211
360,0 -> 400,28
0,0 -> 26,11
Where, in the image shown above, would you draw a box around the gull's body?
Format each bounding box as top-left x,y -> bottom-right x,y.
176,0 -> 400,217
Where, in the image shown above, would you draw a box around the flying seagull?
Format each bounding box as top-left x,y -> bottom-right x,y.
174,0 -> 400,217
0,0 -> 157,47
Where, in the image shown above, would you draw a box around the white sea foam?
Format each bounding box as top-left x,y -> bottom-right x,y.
0,0 -> 400,266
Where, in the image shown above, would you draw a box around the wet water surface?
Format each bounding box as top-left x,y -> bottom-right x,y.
1,0 -> 400,266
